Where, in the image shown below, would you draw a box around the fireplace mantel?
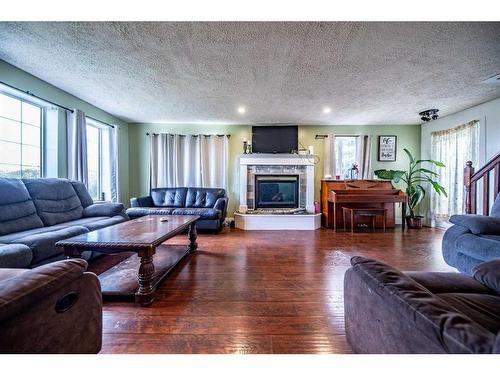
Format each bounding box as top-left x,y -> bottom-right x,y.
238,153 -> 316,214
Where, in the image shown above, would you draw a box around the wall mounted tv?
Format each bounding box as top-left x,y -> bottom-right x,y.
252,125 -> 298,154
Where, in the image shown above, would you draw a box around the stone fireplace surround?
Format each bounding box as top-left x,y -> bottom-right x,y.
235,154 -> 321,230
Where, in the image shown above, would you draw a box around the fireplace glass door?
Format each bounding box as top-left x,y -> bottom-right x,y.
255,175 -> 299,209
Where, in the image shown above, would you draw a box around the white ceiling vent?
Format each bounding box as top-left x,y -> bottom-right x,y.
483,73 -> 500,84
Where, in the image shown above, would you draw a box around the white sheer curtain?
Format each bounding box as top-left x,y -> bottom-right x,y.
105,126 -> 120,202
150,133 -> 229,189
66,109 -> 88,186
430,120 -> 479,226
323,134 -> 336,178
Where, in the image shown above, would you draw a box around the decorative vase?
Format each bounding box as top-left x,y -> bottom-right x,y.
406,215 -> 424,229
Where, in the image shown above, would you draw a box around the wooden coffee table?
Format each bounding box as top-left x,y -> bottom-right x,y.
56,215 -> 199,306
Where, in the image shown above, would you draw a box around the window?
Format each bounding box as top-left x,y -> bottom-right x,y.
335,136 -> 358,179
430,120 -> 479,226
86,118 -> 110,201
0,93 -> 43,178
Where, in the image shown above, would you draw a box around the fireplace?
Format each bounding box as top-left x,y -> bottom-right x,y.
255,175 -> 299,209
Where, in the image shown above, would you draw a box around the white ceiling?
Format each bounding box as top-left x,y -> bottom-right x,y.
0,22 -> 499,125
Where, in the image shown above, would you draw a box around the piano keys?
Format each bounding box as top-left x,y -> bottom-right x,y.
320,179 -> 407,231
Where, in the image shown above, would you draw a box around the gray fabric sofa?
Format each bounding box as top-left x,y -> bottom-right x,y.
443,196 -> 500,275
126,187 -> 228,231
0,177 -> 127,268
344,256 -> 500,353
0,258 -> 102,353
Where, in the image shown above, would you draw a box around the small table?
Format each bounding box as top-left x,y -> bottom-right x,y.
56,215 -> 199,306
342,207 -> 387,233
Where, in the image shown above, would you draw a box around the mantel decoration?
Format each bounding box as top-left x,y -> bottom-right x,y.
374,148 -> 447,229
378,135 -> 397,161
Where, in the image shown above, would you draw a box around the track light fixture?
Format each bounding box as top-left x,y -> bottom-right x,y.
419,109 -> 439,122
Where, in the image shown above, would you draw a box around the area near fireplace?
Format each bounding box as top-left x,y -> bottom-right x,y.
235,154 -> 321,230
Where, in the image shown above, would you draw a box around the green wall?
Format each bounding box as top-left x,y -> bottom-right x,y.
0,60 -> 130,202
129,123 -> 421,218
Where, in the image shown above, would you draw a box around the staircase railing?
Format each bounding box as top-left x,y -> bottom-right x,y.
464,151 -> 500,214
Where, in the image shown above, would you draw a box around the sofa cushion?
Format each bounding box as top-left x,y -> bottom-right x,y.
0,223 -> 81,244
151,188 -> 187,207
172,207 -> 221,220
450,214 -> 500,235
186,188 -> 226,208
0,244 -> 33,268
63,216 -> 127,232
437,293 -> 500,334
0,178 -> 44,235
126,207 -> 175,218
406,271 -> 492,295
472,259 -> 500,294
22,178 -> 84,226
70,180 -> 94,208
15,226 -> 88,264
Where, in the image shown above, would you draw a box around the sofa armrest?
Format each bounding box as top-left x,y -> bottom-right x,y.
130,195 -> 154,207
449,214 -> 500,235
0,259 -> 88,321
0,243 -> 33,268
214,197 -> 228,219
83,202 -> 124,217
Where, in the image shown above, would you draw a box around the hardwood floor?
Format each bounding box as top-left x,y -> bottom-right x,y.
89,226 -> 452,354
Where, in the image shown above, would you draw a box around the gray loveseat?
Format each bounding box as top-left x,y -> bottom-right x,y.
0,177 -> 127,268
344,256 -> 500,353
443,196 -> 500,275
126,187 -> 228,231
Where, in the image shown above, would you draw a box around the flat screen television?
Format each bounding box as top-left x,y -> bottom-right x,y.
251,125 -> 298,154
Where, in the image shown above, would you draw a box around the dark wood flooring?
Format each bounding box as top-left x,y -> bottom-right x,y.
88,226 -> 452,354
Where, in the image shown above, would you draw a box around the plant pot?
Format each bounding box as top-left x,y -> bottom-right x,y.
406,215 -> 424,229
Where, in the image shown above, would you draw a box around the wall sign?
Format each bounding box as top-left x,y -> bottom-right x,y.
378,135 -> 397,161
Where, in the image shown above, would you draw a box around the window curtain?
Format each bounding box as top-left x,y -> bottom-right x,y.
150,133 -> 229,189
66,109 -> 88,186
430,120 -> 479,227
356,135 -> 372,179
107,126 -> 120,202
323,134 -> 336,178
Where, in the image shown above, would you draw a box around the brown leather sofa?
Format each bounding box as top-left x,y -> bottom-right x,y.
0,258 -> 102,353
344,256 -> 500,353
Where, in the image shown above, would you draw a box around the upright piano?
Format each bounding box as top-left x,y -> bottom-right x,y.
321,179 -> 407,231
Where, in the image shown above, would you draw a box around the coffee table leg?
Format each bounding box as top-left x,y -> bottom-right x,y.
188,222 -> 198,252
136,255 -> 155,306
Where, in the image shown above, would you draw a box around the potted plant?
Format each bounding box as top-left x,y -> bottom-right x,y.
374,148 -> 447,229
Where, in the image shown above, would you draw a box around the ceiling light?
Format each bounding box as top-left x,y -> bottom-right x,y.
237,106 -> 246,114
419,109 -> 439,122
323,107 -> 331,114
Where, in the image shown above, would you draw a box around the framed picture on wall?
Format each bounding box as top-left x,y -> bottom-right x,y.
378,135 -> 397,161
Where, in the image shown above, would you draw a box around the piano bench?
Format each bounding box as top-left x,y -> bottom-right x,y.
342,207 -> 387,233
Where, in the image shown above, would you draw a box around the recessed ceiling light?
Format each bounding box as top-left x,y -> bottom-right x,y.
323,107 -> 331,114
237,106 -> 246,114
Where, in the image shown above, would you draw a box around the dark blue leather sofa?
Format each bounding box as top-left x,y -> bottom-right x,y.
0,177 -> 127,268
443,196 -> 500,275
126,187 -> 228,232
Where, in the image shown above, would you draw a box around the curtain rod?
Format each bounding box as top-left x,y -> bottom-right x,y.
146,133 -> 230,138
1,80 -> 115,129
86,115 -> 115,129
0,79 -> 74,113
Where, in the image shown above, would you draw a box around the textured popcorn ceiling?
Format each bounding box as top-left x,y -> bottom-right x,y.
0,22 -> 499,125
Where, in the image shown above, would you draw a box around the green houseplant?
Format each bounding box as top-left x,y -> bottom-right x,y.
374,148 -> 447,229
